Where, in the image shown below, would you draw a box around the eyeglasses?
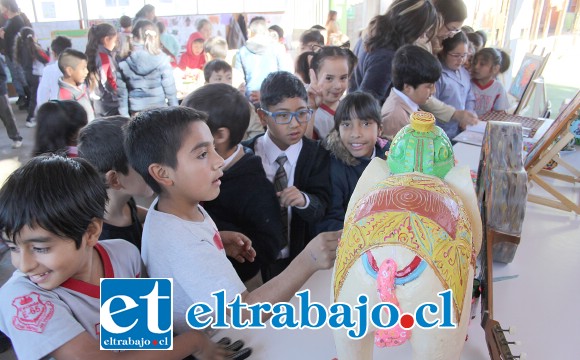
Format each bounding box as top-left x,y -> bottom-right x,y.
444,24 -> 462,36
260,108 -> 313,125
448,52 -> 468,59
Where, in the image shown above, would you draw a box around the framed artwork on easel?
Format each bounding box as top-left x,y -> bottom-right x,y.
524,90 -> 580,213
509,52 -> 550,115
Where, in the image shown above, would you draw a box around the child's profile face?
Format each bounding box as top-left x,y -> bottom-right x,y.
208,70 -> 233,85
117,166 -> 154,198
443,42 -> 468,71
471,57 -> 497,82
316,57 -> 349,105
69,59 -> 89,85
103,34 -> 118,51
260,97 -> 309,150
192,41 -> 204,56
7,226 -> 92,290
339,117 -> 379,158
404,82 -> 436,106
166,121 -> 224,203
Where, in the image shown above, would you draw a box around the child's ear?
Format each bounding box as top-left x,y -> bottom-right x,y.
493,64 -> 501,74
149,163 -> 173,187
257,109 -> 268,127
84,218 -> 103,247
64,66 -> 73,77
213,127 -> 230,146
105,170 -> 123,190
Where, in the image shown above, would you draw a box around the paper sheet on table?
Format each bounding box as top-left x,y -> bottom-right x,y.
466,121 -> 488,134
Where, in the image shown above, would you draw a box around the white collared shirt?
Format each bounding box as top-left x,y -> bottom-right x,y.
392,88 -> 420,112
222,144 -> 242,169
254,132 -> 310,258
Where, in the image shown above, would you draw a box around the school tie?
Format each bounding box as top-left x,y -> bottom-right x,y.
274,155 -> 289,243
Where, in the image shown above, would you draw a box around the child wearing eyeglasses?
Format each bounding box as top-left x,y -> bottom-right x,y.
182,83 -> 286,289
243,71 -> 331,280
317,91 -> 389,233
435,31 -> 476,140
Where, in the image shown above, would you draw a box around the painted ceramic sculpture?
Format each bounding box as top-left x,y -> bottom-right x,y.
331,112 -> 482,360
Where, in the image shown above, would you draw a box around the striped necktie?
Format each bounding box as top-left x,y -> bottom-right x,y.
274,155 -> 289,243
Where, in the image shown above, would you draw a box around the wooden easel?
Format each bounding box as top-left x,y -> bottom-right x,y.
524,91 -> 580,214
527,131 -> 580,213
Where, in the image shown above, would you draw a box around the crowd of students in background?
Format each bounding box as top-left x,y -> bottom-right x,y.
0,0 -> 515,358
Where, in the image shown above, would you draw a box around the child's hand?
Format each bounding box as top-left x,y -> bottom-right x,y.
307,69 -> 323,110
277,186 -> 306,208
304,230 -> 341,270
191,331 -> 231,360
220,231 -> 256,263
453,110 -> 478,129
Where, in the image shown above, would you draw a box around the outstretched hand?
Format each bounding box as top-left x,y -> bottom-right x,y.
220,231 -> 256,263
191,332 -> 232,360
453,110 -> 478,129
304,230 -> 341,270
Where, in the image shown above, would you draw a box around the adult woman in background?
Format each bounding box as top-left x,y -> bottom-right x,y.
348,0 -> 438,104
418,0 -> 478,128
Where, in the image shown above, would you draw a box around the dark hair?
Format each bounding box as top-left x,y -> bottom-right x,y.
310,46 -> 357,77
439,30 -> 468,60
434,0 -> 468,24
259,71 -> 308,110
33,101 -> 88,156
156,21 -> 166,34
0,155 -> 107,248
392,45 -> 442,90
202,59 -> 232,83
204,36 -> 228,60
78,116 -> 131,178
311,25 -> 326,31
498,49 -> 511,73
135,4 -> 155,21
196,18 -> 211,32
268,25 -> 284,39
14,27 -> 38,67
473,47 -> 510,74
58,48 -> 87,73
132,19 -> 161,55
120,15 -> 132,29
475,30 -> 487,46
86,23 -> 117,89
295,51 -> 315,84
466,32 -> 483,49
50,36 -> 72,57
182,84 -> 250,149
461,25 -> 474,33
0,0 -> 19,13
300,29 -> 324,46
365,0 -> 438,52
334,91 -> 381,131
124,106 -> 208,194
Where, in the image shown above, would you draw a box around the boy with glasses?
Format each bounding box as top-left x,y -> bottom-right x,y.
243,71 -> 331,280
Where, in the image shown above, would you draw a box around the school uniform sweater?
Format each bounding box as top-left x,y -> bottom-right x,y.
317,130 -> 389,232
202,146 -> 286,281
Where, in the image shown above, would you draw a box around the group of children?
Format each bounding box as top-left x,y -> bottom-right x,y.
382,31 -> 510,141
0,15 -> 515,360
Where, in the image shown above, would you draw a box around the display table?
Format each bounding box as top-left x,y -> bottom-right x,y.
216,146 -> 580,359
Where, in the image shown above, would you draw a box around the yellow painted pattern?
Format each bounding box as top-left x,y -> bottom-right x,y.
334,173 -> 475,319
